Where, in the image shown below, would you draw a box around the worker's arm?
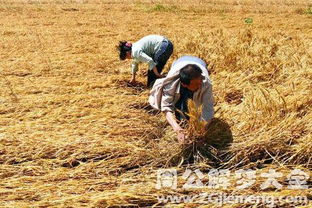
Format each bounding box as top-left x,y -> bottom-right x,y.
130,61 -> 138,83
136,50 -> 157,70
161,82 -> 187,144
130,72 -> 136,84
165,111 -> 187,144
136,51 -> 164,77
129,46 -> 140,83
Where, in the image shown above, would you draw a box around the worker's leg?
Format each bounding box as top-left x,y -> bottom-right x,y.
155,40 -> 173,74
147,70 -> 158,88
147,40 -> 173,88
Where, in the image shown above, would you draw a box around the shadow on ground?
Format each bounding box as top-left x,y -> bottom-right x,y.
169,118 -> 233,167
129,102 -> 160,115
115,79 -> 147,93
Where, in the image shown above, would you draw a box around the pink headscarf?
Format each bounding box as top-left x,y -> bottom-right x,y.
125,42 -> 132,47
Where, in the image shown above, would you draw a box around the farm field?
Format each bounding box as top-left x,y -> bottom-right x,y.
0,0 -> 311,207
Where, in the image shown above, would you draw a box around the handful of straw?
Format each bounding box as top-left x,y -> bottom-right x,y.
185,100 -> 208,143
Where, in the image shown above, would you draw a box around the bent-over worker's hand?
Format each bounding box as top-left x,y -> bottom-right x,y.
129,78 -> 136,84
152,67 -> 163,78
142,70 -> 148,76
176,129 -> 189,144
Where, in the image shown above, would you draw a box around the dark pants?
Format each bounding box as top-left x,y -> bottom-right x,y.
147,39 -> 173,88
175,85 -> 194,121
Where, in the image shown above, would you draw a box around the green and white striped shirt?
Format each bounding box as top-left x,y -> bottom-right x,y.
131,35 -> 166,74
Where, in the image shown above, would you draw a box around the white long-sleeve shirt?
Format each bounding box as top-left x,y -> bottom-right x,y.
131,35 -> 165,74
149,56 -> 214,121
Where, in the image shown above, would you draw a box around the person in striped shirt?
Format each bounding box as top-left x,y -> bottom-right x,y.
117,34 -> 173,87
